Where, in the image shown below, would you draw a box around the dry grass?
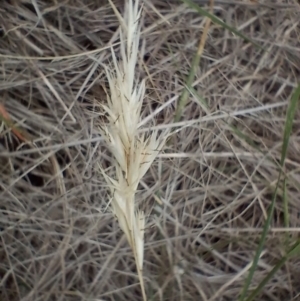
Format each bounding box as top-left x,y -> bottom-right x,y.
0,0 -> 300,301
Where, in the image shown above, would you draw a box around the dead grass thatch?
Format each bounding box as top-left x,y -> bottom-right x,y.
0,0 -> 300,301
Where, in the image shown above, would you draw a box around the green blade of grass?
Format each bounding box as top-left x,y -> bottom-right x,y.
190,86 -> 209,110
244,239 -> 300,301
238,173 -> 281,301
227,123 -> 265,153
181,0 -> 263,49
283,177 -> 289,229
280,85 -> 300,165
175,0 -> 265,122
174,0 -> 213,122
239,83 -> 300,301
174,52 -> 202,122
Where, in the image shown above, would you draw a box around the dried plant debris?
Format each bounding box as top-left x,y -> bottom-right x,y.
0,0 -> 300,301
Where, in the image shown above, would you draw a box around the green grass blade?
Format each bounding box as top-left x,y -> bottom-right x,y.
239,83 -> 300,300
280,84 -> 300,164
175,51 -> 201,121
239,177 -> 281,301
283,177 -> 289,229
175,0 -> 265,122
181,0 -> 263,49
244,239 -> 300,301
227,123 -> 264,153
190,86 -> 209,109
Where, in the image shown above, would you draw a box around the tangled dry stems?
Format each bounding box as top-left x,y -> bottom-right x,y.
0,0 -> 300,301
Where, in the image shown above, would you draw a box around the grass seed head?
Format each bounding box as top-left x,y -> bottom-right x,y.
99,1 -> 167,299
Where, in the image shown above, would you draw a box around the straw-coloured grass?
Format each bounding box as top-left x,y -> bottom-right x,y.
98,1 -> 167,299
0,0 -> 300,300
